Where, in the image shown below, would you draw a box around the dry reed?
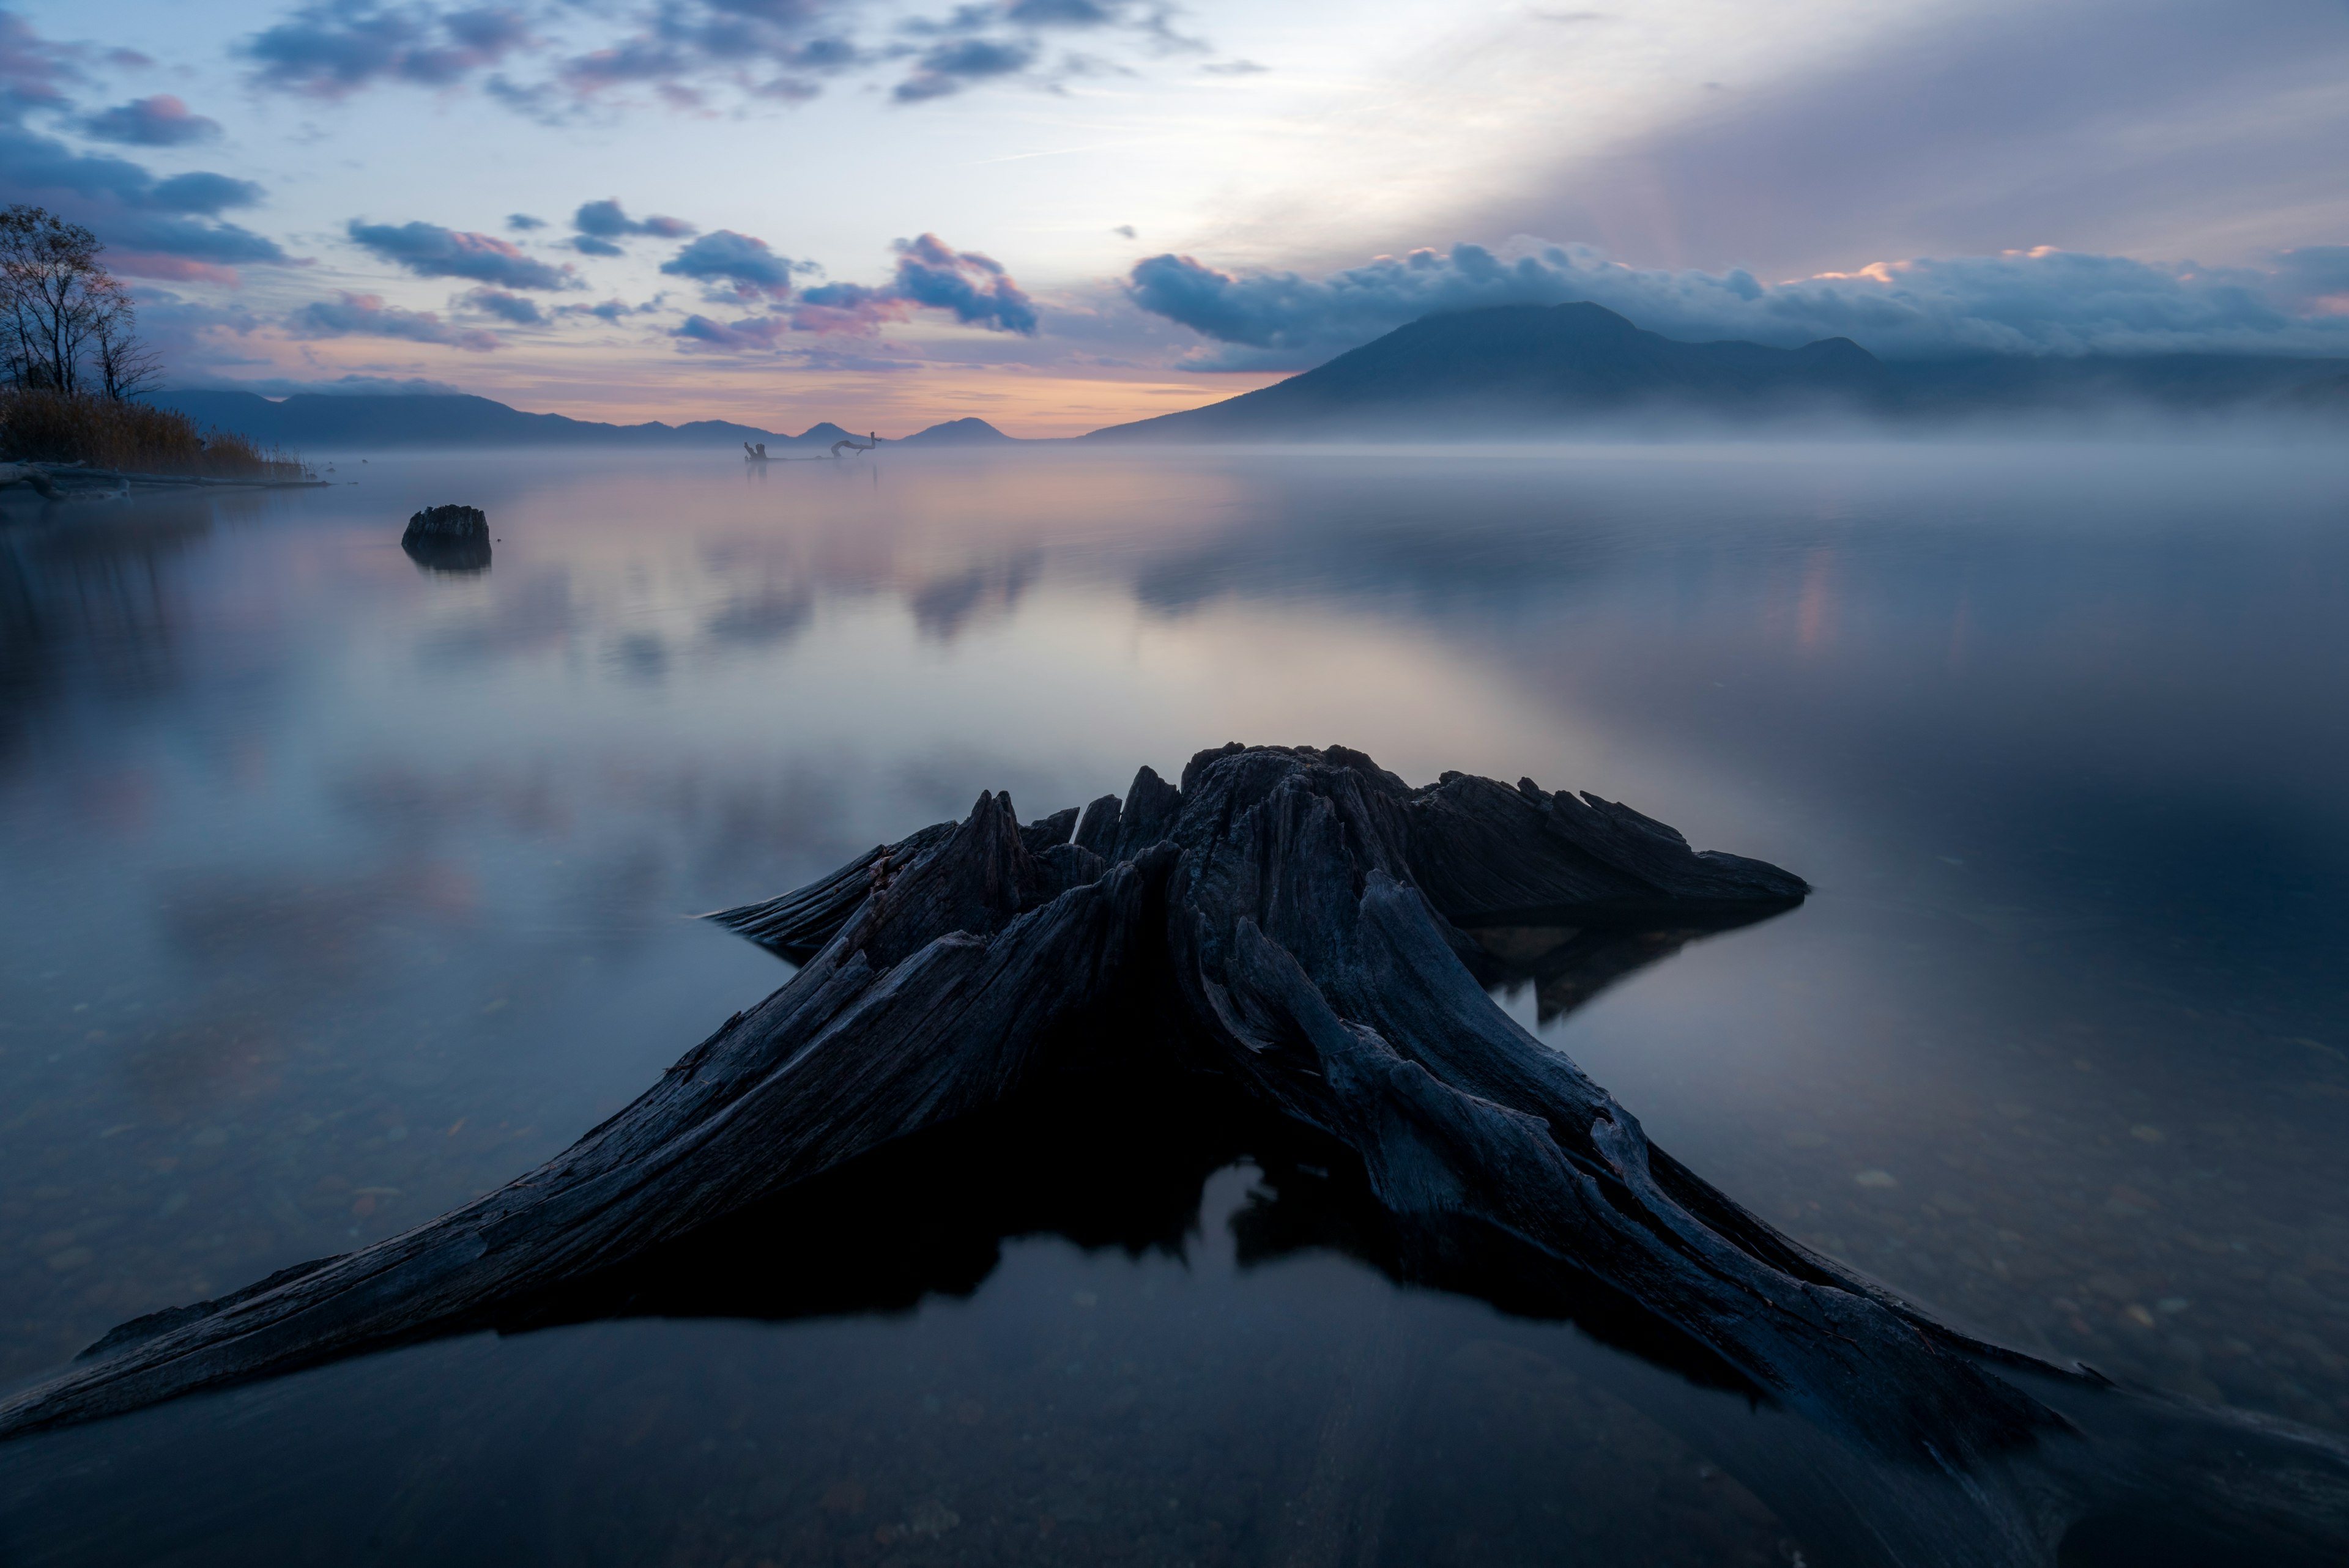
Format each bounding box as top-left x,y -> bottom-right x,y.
0,390 -> 302,478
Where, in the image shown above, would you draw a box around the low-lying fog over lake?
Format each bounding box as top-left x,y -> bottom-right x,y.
3,441 -> 2347,1564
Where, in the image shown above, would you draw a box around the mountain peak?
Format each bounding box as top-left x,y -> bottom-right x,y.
902,417 -> 1015,446
1086,303 -> 1888,441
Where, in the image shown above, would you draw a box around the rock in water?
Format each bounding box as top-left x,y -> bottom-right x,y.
403,503 -> 488,544
401,504 -> 491,572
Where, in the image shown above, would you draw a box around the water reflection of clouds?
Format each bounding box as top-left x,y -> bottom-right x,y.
907,549 -> 1042,641
9,445 -> 2349,1438
701,586 -> 812,649
414,568 -> 576,667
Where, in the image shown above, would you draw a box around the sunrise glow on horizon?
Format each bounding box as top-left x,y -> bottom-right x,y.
4,0 -> 2346,435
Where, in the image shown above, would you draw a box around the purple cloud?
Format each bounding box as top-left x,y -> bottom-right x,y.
888,233 -> 1037,333
661,229 -> 1038,339
220,0 -> 1203,113
347,218 -> 576,288
80,94 -> 222,146
0,8 -> 74,110
894,36 -> 1036,102
659,229 -> 811,300
459,287 -> 544,324
294,290 -> 502,350
150,172 -> 265,215
673,312 -> 792,351
570,198 -> 695,254
0,16 -> 288,279
242,3 -> 532,97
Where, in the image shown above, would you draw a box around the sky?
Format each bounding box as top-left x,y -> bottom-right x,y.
3,0 -> 2346,435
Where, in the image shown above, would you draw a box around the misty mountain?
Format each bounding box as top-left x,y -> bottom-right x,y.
1085,303 -> 1891,440
152,391 -> 859,451
147,393 -> 1030,453
1084,303 -> 2349,440
899,417 -> 1015,446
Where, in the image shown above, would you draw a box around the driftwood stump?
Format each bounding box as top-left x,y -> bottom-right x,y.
2,744 -> 2343,1566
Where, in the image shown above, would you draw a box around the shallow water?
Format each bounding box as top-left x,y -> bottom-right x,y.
2,442 -> 2347,1562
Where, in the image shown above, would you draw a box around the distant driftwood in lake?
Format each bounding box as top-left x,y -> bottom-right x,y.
3,744 -> 2344,1565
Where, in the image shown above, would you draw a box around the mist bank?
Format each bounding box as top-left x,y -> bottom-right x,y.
151,305 -> 2349,452
145,391 -> 1014,452
1085,305 -> 2349,442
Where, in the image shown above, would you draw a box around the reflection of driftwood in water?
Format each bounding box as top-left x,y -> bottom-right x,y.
1,461 -> 324,494
3,745 -> 2346,1566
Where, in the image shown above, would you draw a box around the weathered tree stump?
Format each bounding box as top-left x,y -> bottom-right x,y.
401,503 -> 491,571
2,744 -> 2343,1566
401,503 -> 488,544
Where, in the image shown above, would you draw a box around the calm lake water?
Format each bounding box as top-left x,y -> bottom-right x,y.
2,441 -> 2347,1564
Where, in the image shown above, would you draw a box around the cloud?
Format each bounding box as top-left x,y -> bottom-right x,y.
242,2 -> 532,98
0,125 -> 282,255
1124,240 -> 2349,368
80,94 -> 222,146
666,230 -> 1038,343
0,17 -> 290,279
557,296 -> 662,322
2271,246 -> 2349,311
659,228 -> 811,300
150,172 -> 265,215
347,218 -> 576,287
505,212 -> 545,230
785,235 -> 1036,335
673,312 -> 792,352
574,198 -> 692,239
887,232 -> 1037,333
196,373 -> 469,395
558,4 -> 866,105
894,37 -> 1036,101
1005,0 -> 1118,25
294,290 -> 502,350
569,198 -> 695,254
786,279 -> 913,333
220,0 -> 1203,114
459,286 -> 544,324
669,313 -> 922,369
1444,0 -> 2349,288
0,7 -> 74,111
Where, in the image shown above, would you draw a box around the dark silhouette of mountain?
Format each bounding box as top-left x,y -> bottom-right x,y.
900,417 -> 1016,446
1085,303 -> 2349,440
1085,303 -> 1890,440
149,391 -> 860,451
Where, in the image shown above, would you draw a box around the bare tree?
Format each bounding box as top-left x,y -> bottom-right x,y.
0,205 -> 156,399
89,277 -> 161,401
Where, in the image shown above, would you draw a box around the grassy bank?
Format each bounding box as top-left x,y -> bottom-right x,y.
0,390 -> 302,478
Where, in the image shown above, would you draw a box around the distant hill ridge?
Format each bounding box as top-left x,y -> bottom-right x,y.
150,389 -> 1013,450
160,305 -> 2349,450
1085,301 -> 2349,440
